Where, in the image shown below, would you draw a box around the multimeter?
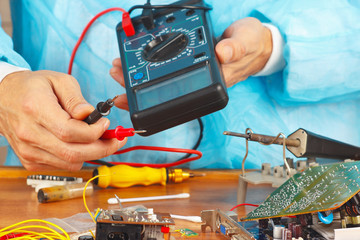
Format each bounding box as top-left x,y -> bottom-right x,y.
116,0 -> 228,136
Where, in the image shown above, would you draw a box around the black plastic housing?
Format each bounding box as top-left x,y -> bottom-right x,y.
116,0 -> 228,136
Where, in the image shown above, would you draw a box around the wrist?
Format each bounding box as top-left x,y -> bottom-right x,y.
260,26 -> 273,72
253,23 -> 285,77
0,62 -> 29,84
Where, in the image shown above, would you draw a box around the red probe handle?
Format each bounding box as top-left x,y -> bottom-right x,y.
102,126 -> 135,141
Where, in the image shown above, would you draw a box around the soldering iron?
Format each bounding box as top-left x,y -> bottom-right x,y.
224,128 -> 360,160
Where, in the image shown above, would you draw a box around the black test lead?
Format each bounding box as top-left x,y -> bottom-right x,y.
83,96 -> 147,138
83,96 -> 119,124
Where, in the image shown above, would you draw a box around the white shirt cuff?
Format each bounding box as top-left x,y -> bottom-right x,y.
253,23 -> 285,77
0,61 -> 29,83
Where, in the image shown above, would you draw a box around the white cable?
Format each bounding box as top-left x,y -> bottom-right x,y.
170,214 -> 202,223
108,193 -> 190,204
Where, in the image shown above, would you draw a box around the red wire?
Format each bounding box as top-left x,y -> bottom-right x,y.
69,8 -> 203,168
68,7 -> 126,75
230,203 -> 259,211
0,233 -> 29,240
109,146 -> 202,168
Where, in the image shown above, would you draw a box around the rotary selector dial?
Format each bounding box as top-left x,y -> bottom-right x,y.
143,32 -> 188,62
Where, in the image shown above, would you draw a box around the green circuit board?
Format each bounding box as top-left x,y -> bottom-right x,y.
242,161 -> 360,221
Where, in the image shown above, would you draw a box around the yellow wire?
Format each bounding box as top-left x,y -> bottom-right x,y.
13,236 -> 37,240
1,229 -> 56,240
83,174 -> 107,223
89,230 -> 96,239
12,236 -> 37,240
8,226 -> 61,238
0,219 -> 70,240
94,208 -> 100,218
1,175 -> 110,240
0,230 -> 62,240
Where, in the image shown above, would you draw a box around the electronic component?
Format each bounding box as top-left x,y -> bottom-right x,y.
237,158 -> 318,204
96,208 -> 175,240
202,207 -> 360,239
201,209 -> 256,240
225,128 -> 360,206
116,0 -> 228,136
242,161 -> 360,221
27,174 -> 83,192
212,128 -> 360,239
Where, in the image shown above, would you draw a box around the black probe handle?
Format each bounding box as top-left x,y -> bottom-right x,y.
83,99 -> 114,124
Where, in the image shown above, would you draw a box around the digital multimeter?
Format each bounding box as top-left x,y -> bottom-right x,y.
116,0 -> 228,136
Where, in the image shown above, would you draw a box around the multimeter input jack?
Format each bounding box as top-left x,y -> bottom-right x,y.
197,28 -> 204,41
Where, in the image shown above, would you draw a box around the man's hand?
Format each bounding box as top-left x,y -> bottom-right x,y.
0,70 -> 126,171
110,59 -> 128,111
216,17 -> 272,87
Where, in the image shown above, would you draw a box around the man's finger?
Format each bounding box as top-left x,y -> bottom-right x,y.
113,94 -> 129,111
112,58 -> 122,68
42,71 -> 95,120
46,138 -> 126,163
110,66 -> 125,87
30,92 -> 111,143
216,38 -> 246,64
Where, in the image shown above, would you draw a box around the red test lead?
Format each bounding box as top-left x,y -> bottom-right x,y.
102,126 -> 146,141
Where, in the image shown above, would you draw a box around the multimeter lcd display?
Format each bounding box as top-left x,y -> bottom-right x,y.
116,0 -> 228,136
135,64 -> 212,110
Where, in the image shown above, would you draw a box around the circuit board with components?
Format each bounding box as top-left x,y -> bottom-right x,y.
242,161 -> 360,221
96,208 -> 175,240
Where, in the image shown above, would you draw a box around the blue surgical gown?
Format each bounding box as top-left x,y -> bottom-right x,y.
1,0 -> 360,169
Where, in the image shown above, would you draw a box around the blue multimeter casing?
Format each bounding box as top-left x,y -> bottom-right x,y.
116,0 -> 228,136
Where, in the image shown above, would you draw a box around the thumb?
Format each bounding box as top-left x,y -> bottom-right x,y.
216,38 -> 246,64
50,72 -> 94,120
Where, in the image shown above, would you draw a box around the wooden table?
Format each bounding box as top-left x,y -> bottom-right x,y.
0,167 -> 274,239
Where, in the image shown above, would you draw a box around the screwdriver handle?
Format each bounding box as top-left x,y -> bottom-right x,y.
94,165 -> 167,188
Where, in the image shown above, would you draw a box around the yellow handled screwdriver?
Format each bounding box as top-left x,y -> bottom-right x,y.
93,165 -> 200,188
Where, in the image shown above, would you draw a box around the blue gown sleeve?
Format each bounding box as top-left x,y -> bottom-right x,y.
0,16 -> 29,148
0,17 -> 29,68
209,0 -> 360,105
254,1 -> 360,105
